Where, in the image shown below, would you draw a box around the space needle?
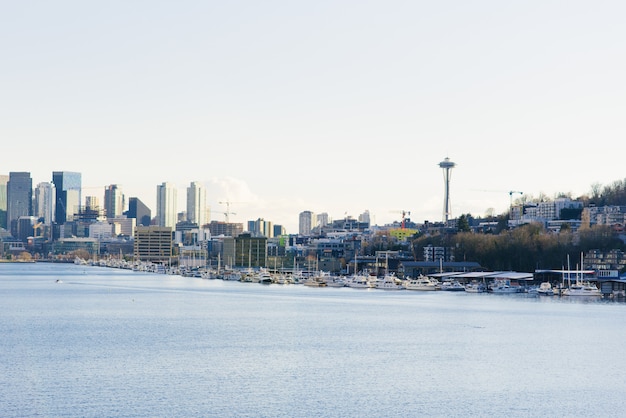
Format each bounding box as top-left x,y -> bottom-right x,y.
439,157 -> 456,223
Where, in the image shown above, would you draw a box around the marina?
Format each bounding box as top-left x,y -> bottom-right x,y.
2,262 -> 626,417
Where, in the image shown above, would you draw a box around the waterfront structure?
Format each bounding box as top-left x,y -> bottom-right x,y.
7,172 -> 33,237
234,233 -> 267,268
299,211 -> 315,236
127,197 -> 151,227
186,181 -> 207,227
156,182 -> 177,228
439,157 -> 455,223
104,184 -> 124,219
0,175 -> 8,229
52,237 -> 99,257
34,182 -> 56,225
52,171 -> 81,224
133,226 -> 174,263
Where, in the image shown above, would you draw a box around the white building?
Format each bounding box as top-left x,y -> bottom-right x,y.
156,182 -> 177,228
299,210 -> 315,236
186,181 -> 207,226
104,184 -> 124,219
34,182 -> 56,225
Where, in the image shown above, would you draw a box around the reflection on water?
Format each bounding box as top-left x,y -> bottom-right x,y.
1,263 -> 625,418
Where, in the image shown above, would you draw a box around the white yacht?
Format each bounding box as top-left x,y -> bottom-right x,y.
375,273 -> 405,290
464,281 -> 486,293
405,275 -> 439,291
536,282 -> 554,296
562,281 -> 601,297
440,280 -> 465,291
345,273 -> 371,288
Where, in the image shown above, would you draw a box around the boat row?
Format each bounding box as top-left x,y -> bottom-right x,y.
75,257 -> 604,297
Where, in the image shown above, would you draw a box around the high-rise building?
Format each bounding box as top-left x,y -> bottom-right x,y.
299,210 -> 315,236
34,182 -> 56,225
156,182 -> 177,228
0,175 -> 8,229
7,172 -> 32,236
134,226 -> 173,263
186,181 -> 207,226
127,197 -> 152,227
104,184 -> 124,219
52,171 -> 81,224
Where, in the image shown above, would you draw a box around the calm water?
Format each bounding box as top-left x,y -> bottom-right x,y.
2,263 -> 626,417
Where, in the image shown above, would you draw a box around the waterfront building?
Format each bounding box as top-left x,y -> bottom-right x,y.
104,184 -> 124,219
34,182 -> 56,225
133,226 -> 174,264
423,244 -> 455,262
126,197 -> 151,227
0,175 -> 8,229
299,210 -> 315,236
234,233 -> 267,268
186,181 -> 207,227
52,237 -> 99,257
156,182 -> 177,228
7,172 -> 33,238
52,171 -> 81,224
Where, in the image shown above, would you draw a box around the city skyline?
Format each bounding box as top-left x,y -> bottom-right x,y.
2,2 -> 625,233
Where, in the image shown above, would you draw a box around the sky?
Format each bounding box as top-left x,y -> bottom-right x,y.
2,1 -> 625,233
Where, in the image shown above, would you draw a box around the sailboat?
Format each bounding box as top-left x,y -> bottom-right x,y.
562,253 -> 602,297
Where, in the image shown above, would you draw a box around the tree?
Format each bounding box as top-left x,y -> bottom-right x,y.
457,214 -> 471,232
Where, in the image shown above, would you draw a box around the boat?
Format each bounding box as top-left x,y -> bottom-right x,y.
561,253 -> 602,297
375,273 -> 405,290
405,275 -> 440,291
464,281 -> 486,293
440,280 -> 465,291
255,269 -> 273,284
562,281 -> 601,297
489,279 -> 521,294
345,273 -> 371,288
536,282 -> 554,296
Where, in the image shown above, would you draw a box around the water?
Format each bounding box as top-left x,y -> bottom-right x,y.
2,263 -> 626,417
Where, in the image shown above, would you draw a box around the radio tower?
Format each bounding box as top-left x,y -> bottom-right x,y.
439,157 -> 456,223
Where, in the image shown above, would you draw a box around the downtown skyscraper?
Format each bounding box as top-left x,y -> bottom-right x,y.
52,171 -> 81,224
7,172 -> 33,235
186,181 -> 207,226
156,182 -> 177,228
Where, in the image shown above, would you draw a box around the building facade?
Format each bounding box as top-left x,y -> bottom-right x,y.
133,226 -> 174,263
186,181 -> 207,227
104,184 -> 124,219
0,175 -> 8,229
299,210 -> 315,236
34,182 -> 56,225
52,171 -> 81,224
127,197 -> 152,227
7,172 -> 33,237
156,182 -> 177,228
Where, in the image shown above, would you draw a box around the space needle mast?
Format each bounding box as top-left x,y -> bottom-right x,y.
439,157 -> 456,223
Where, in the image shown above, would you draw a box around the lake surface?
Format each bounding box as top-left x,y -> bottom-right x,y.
1,262 -> 626,417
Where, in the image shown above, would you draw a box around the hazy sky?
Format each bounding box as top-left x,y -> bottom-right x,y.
2,1 -> 625,233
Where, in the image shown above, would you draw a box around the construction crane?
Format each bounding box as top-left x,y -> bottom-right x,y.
390,210 -> 411,229
218,200 -> 241,223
